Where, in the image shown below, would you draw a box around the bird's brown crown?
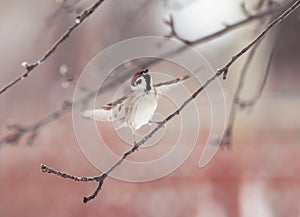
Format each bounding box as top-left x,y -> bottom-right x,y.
131,69 -> 148,86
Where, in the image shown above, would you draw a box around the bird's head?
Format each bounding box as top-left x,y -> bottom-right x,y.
131,69 -> 152,93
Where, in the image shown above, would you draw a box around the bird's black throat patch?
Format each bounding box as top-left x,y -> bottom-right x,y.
143,74 -> 151,92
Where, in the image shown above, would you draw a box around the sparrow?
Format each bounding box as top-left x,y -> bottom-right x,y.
81,69 -> 190,149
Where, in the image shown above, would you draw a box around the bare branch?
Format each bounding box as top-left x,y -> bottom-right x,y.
41,164 -> 101,182
41,0 -> 300,202
164,0 -> 291,46
236,44 -> 275,108
222,39 -> 276,148
164,14 -> 192,45
0,100 -> 72,146
240,1 -> 252,17
221,41 -> 263,147
0,0 -> 106,96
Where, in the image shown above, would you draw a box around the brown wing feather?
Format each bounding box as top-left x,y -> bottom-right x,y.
101,94 -> 128,110
81,93 -> 129,121
154,75 -> 190,94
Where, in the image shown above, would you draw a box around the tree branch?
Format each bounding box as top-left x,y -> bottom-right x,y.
221,41 -> 263,147
0,0 -> 106,95
235,47 -> 275,108
221,43 -> 275,147
220,0 -> 273,147
0,100 -> 72,146
41,0 -> 300,203
164,0 -> 291,46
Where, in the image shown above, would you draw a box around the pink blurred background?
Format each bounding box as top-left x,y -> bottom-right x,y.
0,0 -> 300,216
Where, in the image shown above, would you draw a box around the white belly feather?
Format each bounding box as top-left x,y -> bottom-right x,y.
126,92 -> 158,131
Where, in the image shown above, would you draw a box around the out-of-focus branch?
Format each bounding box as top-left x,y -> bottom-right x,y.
164,0 -> 291,46
221,42 -> 262,147
0,101 -> 72,146
221,0 -> 277,147
0,0 -> 106,95
222,45 -> 275,147
235,48 -> 275,108
41,0 -> 300,203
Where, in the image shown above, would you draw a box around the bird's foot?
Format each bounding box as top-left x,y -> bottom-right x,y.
133,142 -> 139,151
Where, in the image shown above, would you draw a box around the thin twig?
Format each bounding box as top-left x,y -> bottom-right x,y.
222,43 -> 276,147
221,0 -> 270,147
41,0 -> 300,203
41,164 -> 100,182
236,44 -> 276,108
0,0 -> 106,95
222,41 -> 263,147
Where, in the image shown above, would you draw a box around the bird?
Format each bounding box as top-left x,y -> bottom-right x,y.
81,69 -> 190,149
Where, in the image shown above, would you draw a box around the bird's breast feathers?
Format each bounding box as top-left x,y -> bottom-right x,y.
126,92 -> 158,130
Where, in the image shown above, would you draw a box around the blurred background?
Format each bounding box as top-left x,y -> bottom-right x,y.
0,0 -> 300,216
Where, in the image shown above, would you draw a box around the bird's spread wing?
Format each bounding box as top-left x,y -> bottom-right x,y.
154,75 -> 190,94
81,93 -> 129,122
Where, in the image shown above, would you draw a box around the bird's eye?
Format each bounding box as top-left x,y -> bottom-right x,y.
136,79 -> 142,85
